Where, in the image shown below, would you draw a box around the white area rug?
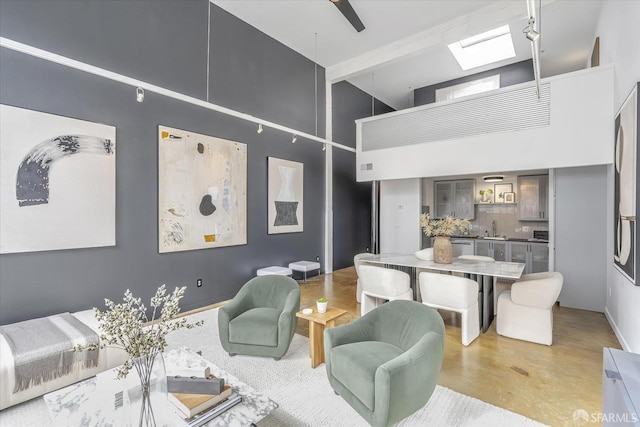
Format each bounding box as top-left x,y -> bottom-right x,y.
0,309 -> 547,426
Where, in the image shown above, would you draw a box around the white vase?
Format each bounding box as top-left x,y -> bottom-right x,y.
316,300 -> 328,314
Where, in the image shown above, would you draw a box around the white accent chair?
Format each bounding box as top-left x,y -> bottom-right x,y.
419,271 -> 480,346
354,253 -> 376,303
496,272 -> 564,346
358,265 -> 413,316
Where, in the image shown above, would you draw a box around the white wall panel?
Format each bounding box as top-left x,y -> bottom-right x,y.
379,179 -> 421,254
356,66 -> 614,182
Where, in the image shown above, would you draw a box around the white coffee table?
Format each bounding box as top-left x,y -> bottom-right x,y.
44,347 -> 277,427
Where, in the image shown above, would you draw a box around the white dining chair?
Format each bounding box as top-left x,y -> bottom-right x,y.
419,271 -> 480,346
497,271 -> 564,345
353,253 -> 376,303
357,265 -> 413,316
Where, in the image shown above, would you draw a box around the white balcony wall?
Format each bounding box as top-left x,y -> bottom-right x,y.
356,66 -> 613,182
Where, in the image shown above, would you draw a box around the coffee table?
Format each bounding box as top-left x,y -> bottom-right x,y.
296,306 -> 347,368
43,347 -> 277,426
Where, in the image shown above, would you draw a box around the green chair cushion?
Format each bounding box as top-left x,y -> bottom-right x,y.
229,307 -> 279,347
331,341 -> 404,411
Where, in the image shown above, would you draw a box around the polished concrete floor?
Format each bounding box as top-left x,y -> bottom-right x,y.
295,267 -> 622,427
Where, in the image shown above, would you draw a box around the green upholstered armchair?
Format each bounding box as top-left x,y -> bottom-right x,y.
324,300 -> 445,427
218,275 -> 300,360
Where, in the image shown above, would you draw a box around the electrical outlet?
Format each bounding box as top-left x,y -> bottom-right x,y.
197,279 -> 203,287
316,256 -> 320,262
522,226 -> 530,232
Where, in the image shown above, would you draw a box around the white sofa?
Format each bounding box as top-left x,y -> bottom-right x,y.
496,272 -> 564,346
0,310 -> 127,410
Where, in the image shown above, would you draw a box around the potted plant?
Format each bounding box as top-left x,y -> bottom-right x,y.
316,297 -> 328,314
420,213 -> 471,264
479,188 -> 493,203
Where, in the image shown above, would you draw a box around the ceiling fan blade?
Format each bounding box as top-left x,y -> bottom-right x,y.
330,0 -> 365,32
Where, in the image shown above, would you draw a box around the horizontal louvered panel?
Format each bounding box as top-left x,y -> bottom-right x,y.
362,84 -> 550,152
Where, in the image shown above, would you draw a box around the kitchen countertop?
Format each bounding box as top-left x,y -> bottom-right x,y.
448,235 -> 548,243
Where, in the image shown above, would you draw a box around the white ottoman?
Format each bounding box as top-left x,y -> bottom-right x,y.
288,261 -> 321,282
257,266 -> 293,276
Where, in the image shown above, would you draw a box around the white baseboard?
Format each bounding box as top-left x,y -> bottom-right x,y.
604,307 -> 632,352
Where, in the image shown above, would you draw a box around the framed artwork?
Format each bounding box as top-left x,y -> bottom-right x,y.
613,83 -> 638,285
158,126 -> 247,253
494,183 -> 513,203
504,192 -> 516,203
0,105 -> 116,254
268,157 -> 303,234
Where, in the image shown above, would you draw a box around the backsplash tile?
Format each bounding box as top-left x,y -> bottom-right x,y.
468,205 -> 547,239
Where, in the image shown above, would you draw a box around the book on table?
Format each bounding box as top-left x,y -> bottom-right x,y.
169,383 -> 232,418
174,392 -> 242,427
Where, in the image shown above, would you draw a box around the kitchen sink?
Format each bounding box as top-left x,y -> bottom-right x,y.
483,236 -> 506,240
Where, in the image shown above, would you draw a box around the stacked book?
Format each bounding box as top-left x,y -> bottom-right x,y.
167,367 -> 242,427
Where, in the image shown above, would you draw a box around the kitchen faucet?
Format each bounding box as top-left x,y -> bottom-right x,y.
492,220 -> 497,237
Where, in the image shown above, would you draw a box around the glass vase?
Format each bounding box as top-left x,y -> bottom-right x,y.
124,351 -> 167,427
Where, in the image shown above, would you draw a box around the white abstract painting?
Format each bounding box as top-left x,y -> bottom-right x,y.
158,126 -> 247,253
614,83 -> 638,284
268,157 -> 303,234
0,105 -> 116,254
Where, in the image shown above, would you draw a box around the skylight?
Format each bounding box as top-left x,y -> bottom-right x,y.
448,25 -> 516,71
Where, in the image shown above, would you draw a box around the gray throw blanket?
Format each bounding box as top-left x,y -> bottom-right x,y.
0,313 -> 100,393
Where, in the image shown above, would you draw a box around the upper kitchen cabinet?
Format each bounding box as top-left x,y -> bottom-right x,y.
434,179 -> 475,219
517,175 -> 549,221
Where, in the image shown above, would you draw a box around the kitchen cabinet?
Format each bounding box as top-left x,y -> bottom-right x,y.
474,239 -> 508,261
434,179 -> 475,219
517,175 -> 549,221
509,241 -> 549,274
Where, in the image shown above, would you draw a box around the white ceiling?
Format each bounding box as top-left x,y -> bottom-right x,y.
212,0 -> 603,110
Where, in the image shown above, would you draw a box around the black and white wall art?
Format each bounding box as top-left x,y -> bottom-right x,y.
268,157 -> 303,234
158,125 -> 247,253
0,105 -> 116,254
614,83 -> 638,284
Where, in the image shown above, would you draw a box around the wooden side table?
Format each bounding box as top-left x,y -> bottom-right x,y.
296,306 -> 347,368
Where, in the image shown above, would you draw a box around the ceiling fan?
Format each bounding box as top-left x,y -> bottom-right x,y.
329,0 -> 365,32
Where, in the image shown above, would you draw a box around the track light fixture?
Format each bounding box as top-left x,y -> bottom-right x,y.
257,123 -> 263,134
522,18 -> 540,42
136,87 -> 144,102
483,175 -> 504,183
292,134 -> 297,143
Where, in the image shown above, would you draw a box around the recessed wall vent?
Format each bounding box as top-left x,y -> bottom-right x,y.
361,83 -> 550,152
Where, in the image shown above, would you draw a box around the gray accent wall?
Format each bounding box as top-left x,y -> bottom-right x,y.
0,1 -> 370,324
413,60 -> 534,106
332,81 -> 394,269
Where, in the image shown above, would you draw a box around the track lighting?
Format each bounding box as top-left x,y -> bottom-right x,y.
524,18 -> 540,42
257,123 -> 263,134
136,87 -> 144,102
483,175 -> 504,183
292,134 -> 297,143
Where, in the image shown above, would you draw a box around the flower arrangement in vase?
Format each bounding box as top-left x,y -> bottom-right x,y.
75,285 -> 203,426
420,213 -> 471,264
